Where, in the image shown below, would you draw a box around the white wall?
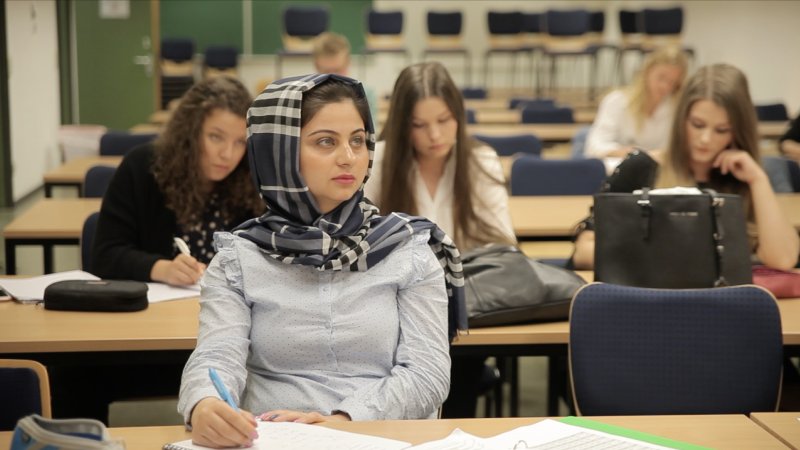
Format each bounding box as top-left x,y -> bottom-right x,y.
5,0 -> 61,201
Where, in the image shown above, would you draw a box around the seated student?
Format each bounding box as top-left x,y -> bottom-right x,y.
780,110 -> 800,162
312,32 -> 378,126
364,62 -> 516,418
91,77 -> 262,285
178,74 -> 464,448
573,64 -> 799,270
585,46 -> 688,159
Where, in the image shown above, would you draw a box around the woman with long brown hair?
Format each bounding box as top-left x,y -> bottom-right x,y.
364,62 -> 515,418
573,64 -> 799,270
92,76 -> 263,285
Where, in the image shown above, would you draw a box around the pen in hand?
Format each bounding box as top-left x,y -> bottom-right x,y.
209,367 -> 239,411
174,237 -> 192,257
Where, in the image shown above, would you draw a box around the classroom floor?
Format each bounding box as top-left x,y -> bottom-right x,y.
0,187 -> 565,426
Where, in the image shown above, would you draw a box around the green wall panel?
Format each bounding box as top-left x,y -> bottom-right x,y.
160,0 -> 244,53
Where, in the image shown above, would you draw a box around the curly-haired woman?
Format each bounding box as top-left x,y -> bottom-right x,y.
91,76 -> 263,285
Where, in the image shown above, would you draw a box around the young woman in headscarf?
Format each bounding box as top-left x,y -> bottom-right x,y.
178,74 -> 467,448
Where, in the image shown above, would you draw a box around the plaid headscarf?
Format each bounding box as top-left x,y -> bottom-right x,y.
234,73 -> 467,340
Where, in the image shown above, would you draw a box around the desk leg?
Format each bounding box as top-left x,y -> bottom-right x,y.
5,242 -> 16,275
547,355 -> 559,416
43,244 -> 54,274
510,357 -> 519,417
45,183 -> 53,198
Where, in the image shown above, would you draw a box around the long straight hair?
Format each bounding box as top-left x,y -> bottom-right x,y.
625,46 -> 688,130
658,64 -> 759,218
378,62 -> 513,249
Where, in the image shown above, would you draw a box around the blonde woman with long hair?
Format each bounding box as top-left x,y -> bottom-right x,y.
585,46 -> 688,158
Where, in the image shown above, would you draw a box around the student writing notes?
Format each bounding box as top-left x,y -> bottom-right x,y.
91,77 -> 262,286
573,64 -> 799,270
178,74 -> 466,448
585,46 -> 688,158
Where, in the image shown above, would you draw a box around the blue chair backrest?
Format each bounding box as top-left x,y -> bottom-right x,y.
521,106 -> 574,123
204,46 -> 238,69
99,132 -> 157,156
570,283 -> 783,415
284,6 -> 329,37
510,97 -> 556,110
755,103 -> 790,121
618,10 -> 641,34
510,156 -> 605,195
473,134 -> 542,157
161,38 -> 194,62
788,159 -> 800,193
545,9 -> 590,36
589,11 -> 605,33
642,7 -> 683,35
367,10 -> 403,35
522,13 -> 545,34
465,109 -> 477,124
83,166 -> 116,198
488,11 -> 523,35
462,88 -> 487,99
0,362 -> 46,431
427,11 -> 462,35
81,212 -> 100,272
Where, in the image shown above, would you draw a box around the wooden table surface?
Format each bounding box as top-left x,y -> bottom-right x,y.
0,415 -> 785,450
3,198 -> 102,240
750,412 -> 800,449
42,156 -> 122,185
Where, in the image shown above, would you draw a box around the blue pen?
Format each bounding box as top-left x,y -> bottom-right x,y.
209,367 -> 239,411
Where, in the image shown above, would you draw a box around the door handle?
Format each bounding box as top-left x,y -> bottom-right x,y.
133,55 -> 153,77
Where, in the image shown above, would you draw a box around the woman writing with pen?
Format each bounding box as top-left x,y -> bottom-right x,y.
178,74 -> 463,447
91,77 -> 263,286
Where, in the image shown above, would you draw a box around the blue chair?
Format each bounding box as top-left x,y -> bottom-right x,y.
520,12 -> 546,95
616,9 -> 644,84
789,159 -> 800,193
465,109 -> 477,124
461,87 -> 488,100
81,212 -> 100,272
99,131 -> 157,156
542,10 -> 600,99
510,156 -> 605,195
520,106 -> 574,123
160,38 -> 195,109
276,6 -> 330,78
473,134 -> 542,157
203,46 -> 238,78
640,7 -> 694,59
422,11 -> 471,85
756,103 -> 790,122
0,359 -> 51,430
484,11 -> 524,88
83,165 -> 116,198
570,283 -> 783,415
509,97 -> 556,110
362,10 -> 409,80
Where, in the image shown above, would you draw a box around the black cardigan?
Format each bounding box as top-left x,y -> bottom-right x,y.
90,144 -> 252,281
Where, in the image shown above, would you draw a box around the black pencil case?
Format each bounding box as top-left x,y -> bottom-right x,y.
44,280 -> 149,312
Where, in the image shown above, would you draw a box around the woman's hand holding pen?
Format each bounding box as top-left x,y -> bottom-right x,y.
150,255 -> 206,286
190,397 -> 257,449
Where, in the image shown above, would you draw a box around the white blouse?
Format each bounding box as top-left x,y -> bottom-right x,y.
585,89 -> 676,158
364,142 -> 516,250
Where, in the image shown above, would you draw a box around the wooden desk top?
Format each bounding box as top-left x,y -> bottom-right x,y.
467,123 -> 581,141
42,156 -> 122,184
0,297 -> 199,353
760,121 -> 790,139
0,415 -> 783,450
2,198 -> 102,240
509,195 -> 592,237
750,412 -> 800,449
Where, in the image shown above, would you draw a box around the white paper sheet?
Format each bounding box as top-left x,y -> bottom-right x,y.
163,421 -> 411,450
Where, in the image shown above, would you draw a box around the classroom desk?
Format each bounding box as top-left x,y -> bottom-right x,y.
750,412 -> 800,449
3,198 -> 101,275
42,156 -> 122,197
0,415 -> 785,449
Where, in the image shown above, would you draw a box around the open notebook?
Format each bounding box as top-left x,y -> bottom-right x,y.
162,418 -> 708,450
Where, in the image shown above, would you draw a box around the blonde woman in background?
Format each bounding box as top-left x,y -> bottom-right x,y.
585,46 -> 689,158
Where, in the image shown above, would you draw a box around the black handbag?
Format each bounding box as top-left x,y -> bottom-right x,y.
461,245 -> 586,327
594,188 -> 753,288
44,280 -> 148,312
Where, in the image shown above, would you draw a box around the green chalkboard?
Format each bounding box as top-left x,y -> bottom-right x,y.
161,0 -> 244,53
160,0 -> 369,56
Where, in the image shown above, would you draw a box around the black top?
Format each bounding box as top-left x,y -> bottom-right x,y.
90,144 -> 254,281
780,112 -> 800,145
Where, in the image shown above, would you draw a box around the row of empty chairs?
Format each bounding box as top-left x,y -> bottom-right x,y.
160,39 -> 239,108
